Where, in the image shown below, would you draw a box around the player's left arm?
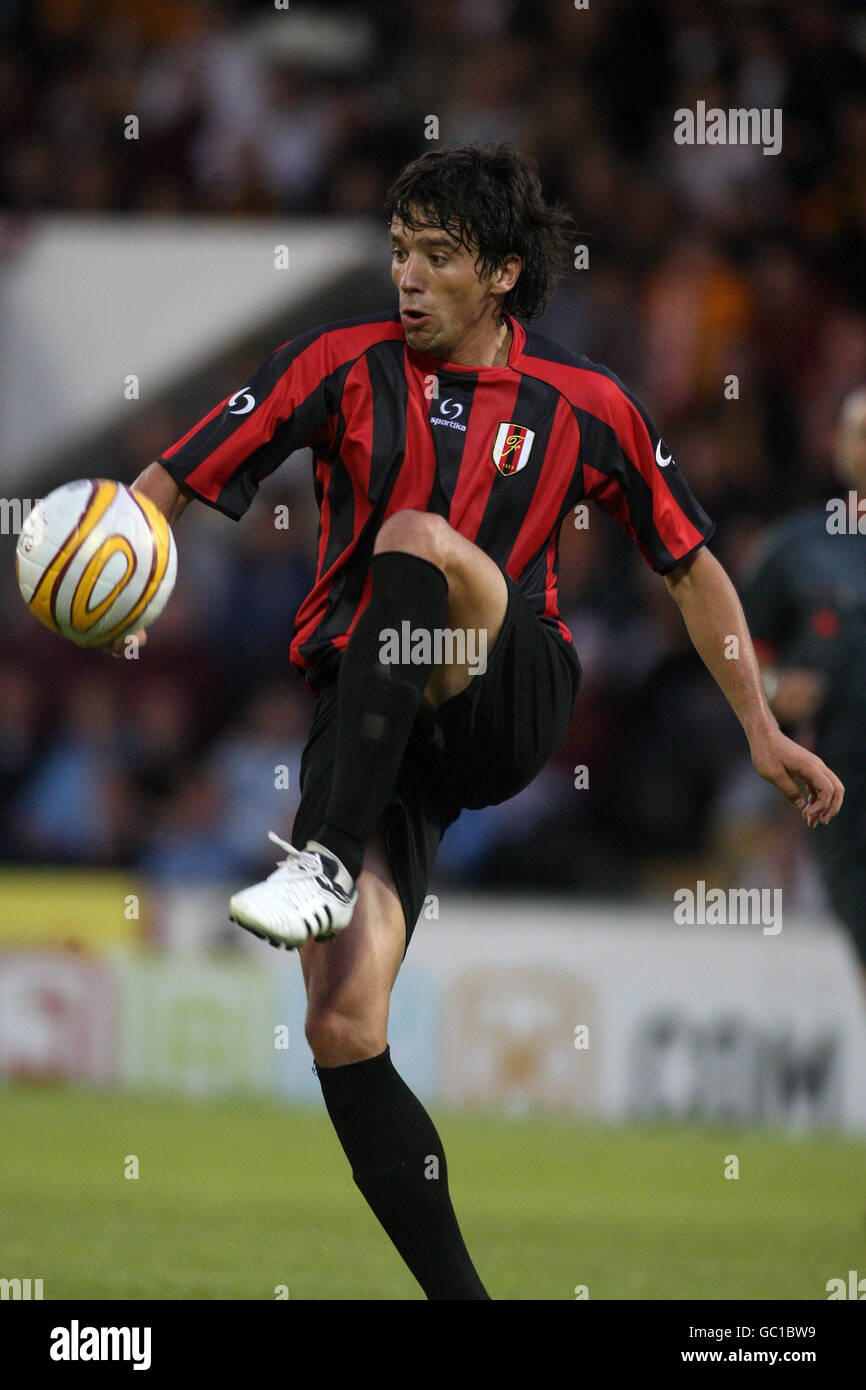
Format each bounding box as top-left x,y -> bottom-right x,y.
663,545 -> 845,827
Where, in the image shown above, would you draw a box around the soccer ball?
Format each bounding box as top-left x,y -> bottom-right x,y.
15,478 -> 177,647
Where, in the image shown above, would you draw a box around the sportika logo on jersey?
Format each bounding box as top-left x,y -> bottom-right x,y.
492,423 -> 535,476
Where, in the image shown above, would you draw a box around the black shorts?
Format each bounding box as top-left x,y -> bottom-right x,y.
292,575 -> 581,954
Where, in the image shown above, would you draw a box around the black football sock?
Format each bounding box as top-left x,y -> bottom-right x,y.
316,1045 -> 490,1300
316,550 -> 448,880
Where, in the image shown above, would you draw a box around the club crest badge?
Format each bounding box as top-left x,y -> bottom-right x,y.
492,422 -> 535,476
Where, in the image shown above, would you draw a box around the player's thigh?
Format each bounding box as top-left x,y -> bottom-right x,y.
435,524 -> 509,703
299,830 -> 405,1065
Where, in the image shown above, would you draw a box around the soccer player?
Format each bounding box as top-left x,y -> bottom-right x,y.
127,144 -> 844,1299
739,384 -> 866,982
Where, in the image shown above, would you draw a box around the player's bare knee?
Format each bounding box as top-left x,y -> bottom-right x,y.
374,509 -> 451,574
305,1006 -> 385,1068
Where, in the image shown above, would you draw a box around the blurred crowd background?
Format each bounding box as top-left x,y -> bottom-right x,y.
1,0 -> 865,913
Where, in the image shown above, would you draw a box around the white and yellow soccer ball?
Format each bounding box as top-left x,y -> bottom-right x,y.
15,478 -> 177,647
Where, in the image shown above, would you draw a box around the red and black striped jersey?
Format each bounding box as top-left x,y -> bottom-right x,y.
156,311 -> 714,686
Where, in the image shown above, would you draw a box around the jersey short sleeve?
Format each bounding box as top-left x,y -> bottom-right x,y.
576,371 -> 715,573
155,327 -> 337,520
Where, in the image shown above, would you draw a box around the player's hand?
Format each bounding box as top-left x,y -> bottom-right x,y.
105,628 -> 147,658
768,667 -> 827,724
749,726 -> 844,827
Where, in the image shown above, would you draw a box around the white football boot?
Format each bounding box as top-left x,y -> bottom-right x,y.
229,832 -> 357,950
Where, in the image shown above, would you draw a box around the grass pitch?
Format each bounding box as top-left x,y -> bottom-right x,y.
0,1085 -> 862,1300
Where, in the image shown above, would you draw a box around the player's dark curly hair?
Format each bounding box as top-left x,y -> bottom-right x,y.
384,143 -> 575,322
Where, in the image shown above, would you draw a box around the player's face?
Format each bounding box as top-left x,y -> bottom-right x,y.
389,215 -> 517,363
